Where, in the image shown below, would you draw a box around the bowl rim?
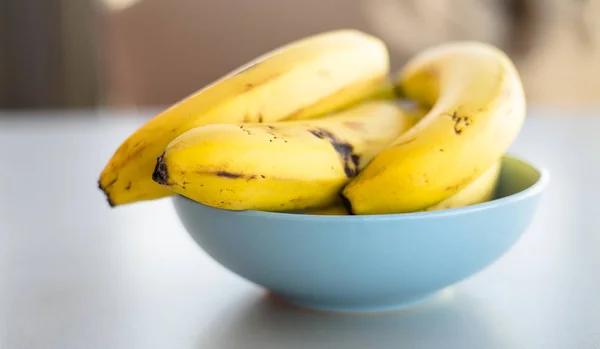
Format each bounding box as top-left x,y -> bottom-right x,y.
174,153 -> 550,221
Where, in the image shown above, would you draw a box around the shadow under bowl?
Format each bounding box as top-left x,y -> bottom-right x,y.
173,154 -> 549,313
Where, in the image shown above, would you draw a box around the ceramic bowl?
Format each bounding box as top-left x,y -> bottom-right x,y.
172,154 -> 549,313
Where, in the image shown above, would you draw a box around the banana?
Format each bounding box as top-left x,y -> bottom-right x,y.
305,205 -> 351,216
424,160 -> 501,211
152,101 -> 423,211
296,196 -> 351,215
341,41 -> 526,214
301,160 -> 501,215
98,29 -> 390,207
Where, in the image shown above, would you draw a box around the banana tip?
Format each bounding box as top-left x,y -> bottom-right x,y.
98,179 -> 116,207
152,153 -> 169,186
339,194 -> 355,215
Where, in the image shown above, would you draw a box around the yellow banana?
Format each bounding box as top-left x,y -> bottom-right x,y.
294,196 -> 351,215
99,29 -> 390,207
341,41 -> 526,214
305,205 -> 351,216
152,101 -> 422,211
302,160 -> 501,215
424,160 -> 501,211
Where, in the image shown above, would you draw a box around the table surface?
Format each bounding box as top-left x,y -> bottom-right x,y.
1,107 -> 599,349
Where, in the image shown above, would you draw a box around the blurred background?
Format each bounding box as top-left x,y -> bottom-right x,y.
1,0 -> 599,110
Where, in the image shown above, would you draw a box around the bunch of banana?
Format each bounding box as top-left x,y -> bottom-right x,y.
98,29 -> 391,207
99,29 -> 525,215
152,101 -> 423,211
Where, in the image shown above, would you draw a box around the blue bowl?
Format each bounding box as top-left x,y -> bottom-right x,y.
173,154 -> 549,313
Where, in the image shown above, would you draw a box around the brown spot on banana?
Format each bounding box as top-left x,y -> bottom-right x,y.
97,178 -> 116,207
450,111 -> 472,135
152,153 -> 169,185
351,154 -> 360,168
215,171 -> 258,181
334,142 -> 357,178
239,127 -> 252,136
100,177 -> 118,190
242,113 -> 265,123
215,171 -> 243,179
308,129 -> 326,139
307,128 -> 359,177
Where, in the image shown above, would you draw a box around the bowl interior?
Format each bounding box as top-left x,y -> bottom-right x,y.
494,154 -> 543,200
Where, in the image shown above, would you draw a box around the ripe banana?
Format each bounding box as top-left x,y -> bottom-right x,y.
341,42 -> 526,214
305,205 -> 351,216
303,160 -> 501,215
99,29 -> 391,207
424,160 -> 501,211
152,101 -> 423,211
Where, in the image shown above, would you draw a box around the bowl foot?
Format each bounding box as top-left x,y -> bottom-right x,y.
270,292 -> 439,315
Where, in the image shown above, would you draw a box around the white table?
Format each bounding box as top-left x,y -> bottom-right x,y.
1,108 -> 599,349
